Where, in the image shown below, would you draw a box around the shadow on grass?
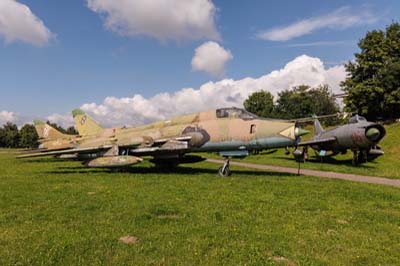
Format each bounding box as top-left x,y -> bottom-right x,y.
45,164 -> 297,178
272,155 -> 377,169
20,158 -> 75,163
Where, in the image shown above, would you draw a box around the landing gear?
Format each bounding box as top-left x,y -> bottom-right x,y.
352,151 -> 358,166
284,146 -> 290,155
218,158 -> 231,177
293,147 -> 307,163
359,150 -> 367,164
352,150 -> 367,166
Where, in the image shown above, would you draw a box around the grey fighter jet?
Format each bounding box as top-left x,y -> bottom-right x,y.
298,115 -> 386,165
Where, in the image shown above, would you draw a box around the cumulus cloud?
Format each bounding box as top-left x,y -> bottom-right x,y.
257,6 -> 377,41
0,0 -> 53,46
86,0 -> 220,42
75,55 -> 346,127
0,110 -> 36,127
0,110 -> 75,129
46,113 -> 75,129
191,41 -> 233,77
7,55 -> 347,128
0,110 -> 17,125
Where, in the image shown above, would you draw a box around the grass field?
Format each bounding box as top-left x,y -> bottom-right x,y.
208,122 -> 400,179
1,150 -> 400,265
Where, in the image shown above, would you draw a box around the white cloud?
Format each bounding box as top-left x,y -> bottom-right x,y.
46,113 -> 75,129
285,40 -> 355,48
7,55 -> 347,128
0,111 -> 35,128
0,110 -> 17,125
191,41 -> 233,77
0,0 -> 53,46
0,110 -> 74,129
86,0 -> 220,42
257,6 -> 377,41
76,55 -> 346,127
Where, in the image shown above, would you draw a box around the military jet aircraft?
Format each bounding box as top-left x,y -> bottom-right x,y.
18,107 -> 308,176
33,120 -> 78,151
297,115 -> 386,165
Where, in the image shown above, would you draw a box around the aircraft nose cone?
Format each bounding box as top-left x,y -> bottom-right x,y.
366,127 -> 380,141
295,128 -> 310,137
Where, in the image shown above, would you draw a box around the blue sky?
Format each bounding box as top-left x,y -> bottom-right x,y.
0,0 -> 399,126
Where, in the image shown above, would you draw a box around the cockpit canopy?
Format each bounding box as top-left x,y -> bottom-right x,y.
348,115 -> 367,124
216,107 -> 258,120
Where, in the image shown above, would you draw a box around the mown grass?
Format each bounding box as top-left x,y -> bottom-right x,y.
207,122 -> 400,179
1,150 -> 400,265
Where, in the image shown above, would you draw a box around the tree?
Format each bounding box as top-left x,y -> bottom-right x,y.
46,121 -> 68,134
342,22 -> 400,120
243,91 -> 275,117
274,85 -> 339,120
3,122 -> 20,148
19,124 -> 38,148
0,127 -> 5,147
66,126 -> 78,135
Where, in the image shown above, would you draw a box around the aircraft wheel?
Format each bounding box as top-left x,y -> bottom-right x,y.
352,151 -> 359,166
218,166 -> 231,177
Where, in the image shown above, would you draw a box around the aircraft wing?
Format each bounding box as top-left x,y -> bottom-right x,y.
130,139 -> 191,154
16,145 -> 114,158
151,136 -> 191,145
298,137 -> 336,146
17,136 -> 193,158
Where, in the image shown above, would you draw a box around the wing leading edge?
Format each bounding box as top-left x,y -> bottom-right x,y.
298,137 -> 336,147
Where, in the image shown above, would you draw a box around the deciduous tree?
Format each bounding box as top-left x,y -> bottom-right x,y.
342,22 -> 400,120
19,124 -> 38,148
274,85 -> 339,120
3,122 -> 20,148
243,91 -> 274,117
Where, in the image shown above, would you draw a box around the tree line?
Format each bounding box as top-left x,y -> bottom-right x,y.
244,85 -> 339,122
0,122 -> 77,149
1,22 -> 399,147
244,22 -> 400,122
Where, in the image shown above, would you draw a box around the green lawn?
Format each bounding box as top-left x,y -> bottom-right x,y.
1,150 -> 400,265
207,122 -> 400,179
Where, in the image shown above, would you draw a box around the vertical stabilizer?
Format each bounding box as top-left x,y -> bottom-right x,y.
33,120 -> 70,140
314,119 -> 324,135
72,109 -> 103,136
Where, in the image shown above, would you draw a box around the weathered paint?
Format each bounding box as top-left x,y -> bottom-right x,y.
22,108 -> 306,167
85,155 -> 142,168
308,116 -> 386,151
33,120 -> 78,151
74,108 -> 300,154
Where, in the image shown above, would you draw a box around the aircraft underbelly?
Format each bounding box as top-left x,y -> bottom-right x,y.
193,137 -> 296,152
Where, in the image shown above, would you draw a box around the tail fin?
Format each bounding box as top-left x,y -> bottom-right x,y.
314,119 -> 324,135
33,120 -> 70,140
72,109 -> 103,136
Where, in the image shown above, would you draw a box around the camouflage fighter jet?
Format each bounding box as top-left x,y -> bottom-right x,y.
18,107 -> 309,176
297,115 -> 386,165
33,120 -> 78,151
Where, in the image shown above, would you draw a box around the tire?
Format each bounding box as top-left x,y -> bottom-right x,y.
218,166 -> 231,177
